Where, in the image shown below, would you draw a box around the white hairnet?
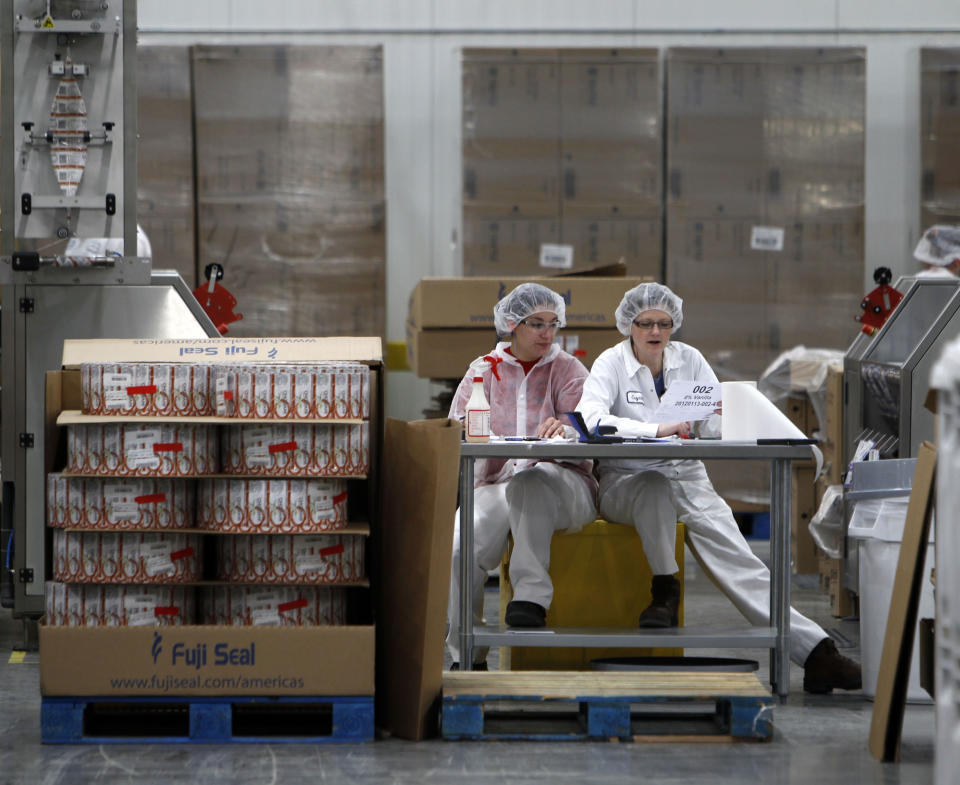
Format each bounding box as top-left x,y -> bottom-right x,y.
914,225 -> 960,267
614,282 -> 683,336
492,282 -> 567,336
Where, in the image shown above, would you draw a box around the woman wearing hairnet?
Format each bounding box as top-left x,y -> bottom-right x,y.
446,283 -> 597,669
576,282 -> 861,693
914,224 -> 960,278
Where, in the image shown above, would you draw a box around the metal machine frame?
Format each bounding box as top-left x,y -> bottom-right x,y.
0,1 -> 216,624
845,277 -> 960,464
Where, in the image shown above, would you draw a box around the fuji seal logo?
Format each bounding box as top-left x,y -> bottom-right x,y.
151,631 -> 163,664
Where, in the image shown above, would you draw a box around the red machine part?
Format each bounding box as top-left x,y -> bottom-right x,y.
192,264 -> 242,335
855,267 -> 902,336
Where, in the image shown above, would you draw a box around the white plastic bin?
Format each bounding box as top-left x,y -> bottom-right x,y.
848,497 -> 935,703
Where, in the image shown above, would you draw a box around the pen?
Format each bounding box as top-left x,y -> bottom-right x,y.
504,437 -> 541,441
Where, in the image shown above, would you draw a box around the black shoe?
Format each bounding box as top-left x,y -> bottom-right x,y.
803,637 -> 862,694
449,661 -> 488,671
638,574 -> 681,628
505,600 -> 547,628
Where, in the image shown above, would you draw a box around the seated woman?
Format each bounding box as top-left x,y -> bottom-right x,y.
575,282 -> 861,694
445,283 -> 597,669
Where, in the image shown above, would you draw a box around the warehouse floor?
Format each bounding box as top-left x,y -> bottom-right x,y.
0,542 -> 934,785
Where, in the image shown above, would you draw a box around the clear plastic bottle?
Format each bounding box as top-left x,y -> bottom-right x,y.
464,376 -> 490,443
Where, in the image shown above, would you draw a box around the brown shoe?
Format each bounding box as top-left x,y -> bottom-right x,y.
803,637 -> 862,694
638,575 -> 681,628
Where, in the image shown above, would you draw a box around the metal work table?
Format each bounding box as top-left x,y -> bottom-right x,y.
458,439 -> 813,699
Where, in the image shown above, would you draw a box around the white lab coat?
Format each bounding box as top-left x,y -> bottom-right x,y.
916,266 -> 957,278
576,338 -> 827,665
445,342 -> 597,664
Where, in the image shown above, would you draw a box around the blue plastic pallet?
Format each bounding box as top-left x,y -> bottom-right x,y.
441,671 -> 774,742
42,695 -> 374,744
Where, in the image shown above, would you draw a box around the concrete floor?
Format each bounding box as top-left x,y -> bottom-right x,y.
0,542 -> 935,785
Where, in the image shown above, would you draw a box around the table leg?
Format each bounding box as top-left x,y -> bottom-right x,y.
458,455 -> 475,671
770,458 -> 792,700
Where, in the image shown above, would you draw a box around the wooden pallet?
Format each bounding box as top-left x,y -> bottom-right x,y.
442,671 -> 774,742
41,695 -> 373,744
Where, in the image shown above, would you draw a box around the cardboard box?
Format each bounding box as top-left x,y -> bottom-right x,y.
462,209 -> 562,275
561,209 -> 662,279
376,418 -> 462,739
40,625 -> 374,697
463,139 -> 561,207
791,465 -> 819,574
822,365 -> 844,484
408,275 -> 648,330
462,49 -> 561,140
560,140 -> 661,209
558,51 -> 660,143
405,324 -> 622,380
818,550 -> 855,618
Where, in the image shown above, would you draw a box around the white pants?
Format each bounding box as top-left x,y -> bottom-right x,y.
598,465 -> 827,665
446,463 -> 596,664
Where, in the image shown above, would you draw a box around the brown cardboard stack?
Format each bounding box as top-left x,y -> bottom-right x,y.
666,48 -> 865,383
462,49 -> 662,278
406,274 -> 650,380
192,45 -> 385,338
137,45 -> 196,284
920,48 -> 960,230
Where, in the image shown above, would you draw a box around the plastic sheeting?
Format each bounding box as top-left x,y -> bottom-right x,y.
462,48 -> 662,278
666,47 -> 865,382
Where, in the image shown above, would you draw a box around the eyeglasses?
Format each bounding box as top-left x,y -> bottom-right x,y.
519,319 -> 561,333
632,319 -> 674,331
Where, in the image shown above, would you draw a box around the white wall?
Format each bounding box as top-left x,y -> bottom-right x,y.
138,1 -> 960,419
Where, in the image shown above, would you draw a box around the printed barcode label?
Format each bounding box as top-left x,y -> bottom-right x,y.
105,483 -> 139,522
294,536 -> 330,573
126,428 -> 162,469
244,427 -> 273,466
142,541 -> 175,576
123,594 -> 156,626
539,243 -> 574,270
310,493 -> 334,515
104,373 -> 133,409
249,591 -> 281,625
750,226 -> 785,252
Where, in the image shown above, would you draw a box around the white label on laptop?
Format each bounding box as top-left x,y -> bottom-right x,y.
750,226 -> 784,252
649,381 -> 721,423
539,243 -> 574,269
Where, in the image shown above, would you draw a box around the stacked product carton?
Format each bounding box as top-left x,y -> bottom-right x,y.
40,337 -> 380,698
665,48 -> 865,510
406,273 -> 650,380
191,45 -> 385,337
666,47 -> 865,383
921,48 -> 960,230
462,49 -> 662,278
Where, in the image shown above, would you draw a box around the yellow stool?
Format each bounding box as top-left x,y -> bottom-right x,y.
500,520 -> 685,670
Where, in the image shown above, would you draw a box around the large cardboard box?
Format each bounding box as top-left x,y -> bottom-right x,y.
405,324 -> 622,380
40,626 -> 374,697
462,209 -> 562,275
561,208 -> 662,280
792,465 -> 819,574
462,49 -> 561,141
42,337 -> 382,698
408,275 -> 648,330
376,418 -> 462,739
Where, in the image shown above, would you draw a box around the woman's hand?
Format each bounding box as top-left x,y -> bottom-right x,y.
537,416 -> 568,438
657,421 -> 691,438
